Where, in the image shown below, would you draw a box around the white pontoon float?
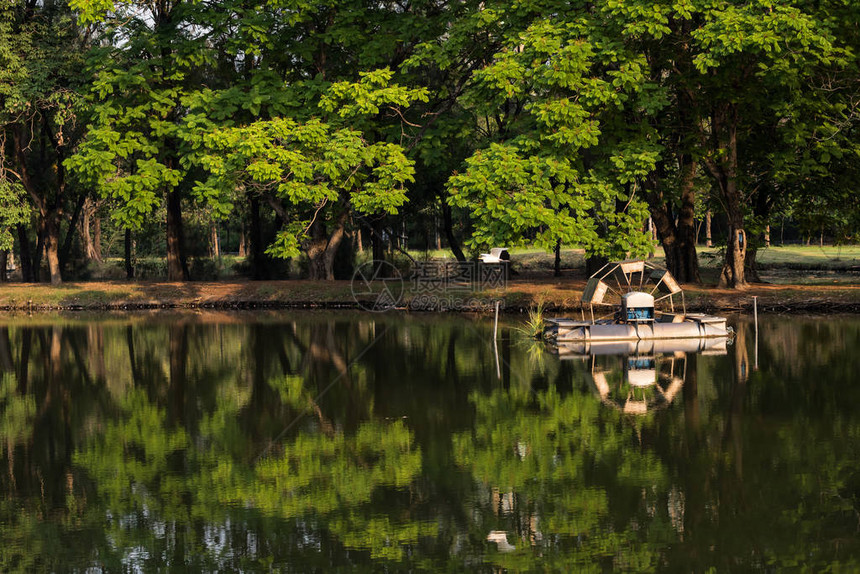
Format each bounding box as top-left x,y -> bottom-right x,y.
543,260 -> 730,343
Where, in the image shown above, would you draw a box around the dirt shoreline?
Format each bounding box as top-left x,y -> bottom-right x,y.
0,279 -> 857,314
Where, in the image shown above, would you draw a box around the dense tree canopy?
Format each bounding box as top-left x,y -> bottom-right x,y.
0,0 -> 855,286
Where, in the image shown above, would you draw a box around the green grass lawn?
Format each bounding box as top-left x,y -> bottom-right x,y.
404,244 -> 860,285
408,244 -> 859,266
747,244 -> 860,267
71,243 -> 859,288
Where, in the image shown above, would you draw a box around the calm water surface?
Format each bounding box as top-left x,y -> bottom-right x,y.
0,311 -> 858,572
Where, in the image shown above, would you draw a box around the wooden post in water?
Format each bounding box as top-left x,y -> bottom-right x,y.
494,300 -> 501,380
753,296 -> 758,330
753,296 -> 758,370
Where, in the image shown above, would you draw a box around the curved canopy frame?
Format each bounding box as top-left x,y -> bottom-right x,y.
581,259 -> 685,322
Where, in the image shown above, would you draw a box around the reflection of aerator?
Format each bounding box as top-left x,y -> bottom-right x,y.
543,259 -> 730,344
589,352 -> 695,415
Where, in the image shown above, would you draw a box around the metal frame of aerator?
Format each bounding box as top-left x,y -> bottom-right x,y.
580,260 -> 686,324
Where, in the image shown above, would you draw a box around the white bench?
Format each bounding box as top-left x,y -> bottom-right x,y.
479,247 -> 509,263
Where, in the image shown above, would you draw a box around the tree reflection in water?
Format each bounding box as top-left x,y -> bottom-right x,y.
0,313 -> 857,571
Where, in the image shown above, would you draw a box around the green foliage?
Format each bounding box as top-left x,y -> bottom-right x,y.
28,0 -> 860,277
195,116 -> 414,258
63,0 -> 213,232
319,67 -> 430,121
0,179 -> 29,251
0,0 -> 81,129
0,0 -> 86,284
444,8 -> 660,259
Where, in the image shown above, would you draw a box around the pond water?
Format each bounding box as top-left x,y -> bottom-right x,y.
0,311 -> 859,572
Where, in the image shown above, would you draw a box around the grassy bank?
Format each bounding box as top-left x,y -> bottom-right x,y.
0,245 -> 856,313
0,276 -> 857,313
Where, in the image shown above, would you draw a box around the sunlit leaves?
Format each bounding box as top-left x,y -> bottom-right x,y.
319,68 -> 429,119
68,0 -> 118,24
0,179 -> 30,252
448,143 -> 595,250
691,3 -> 836,73
446,11 -> 660,258
195,117 -> 413,258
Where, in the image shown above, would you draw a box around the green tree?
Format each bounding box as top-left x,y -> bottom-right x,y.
67,0 -> 218,280
0,0 -> 87,284
440,5 -> 662,261
687,0 -> 848,287
0,179 -> 29,280
191,70 -> 424,279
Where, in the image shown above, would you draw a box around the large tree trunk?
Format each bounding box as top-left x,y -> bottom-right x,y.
744,185 -> 774,285
80,200 -> 94,260
125,228 -> 135,279
45,215 -> 62,285
718,156 -> 747,288
248,194 -> 268,280
705,105 -> 747,289
645,162 -> 700,283
306,223 -> 327,280
209,222 -> 220,258
322,214 -> 349,280
643,25 -> 700,284
670,53 -> 702,284
80,197 -> 102,262
440,201 -> 466,262
720,215 -> 747,288
745,246 -> 762,283
165,188 -> 189,281
33,225 -> 45,282
649,199 -> 680,270
675,159 -> 701,283
0,251 -> 7,282
17,225 -> 34,283
93,214 -> 102,261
